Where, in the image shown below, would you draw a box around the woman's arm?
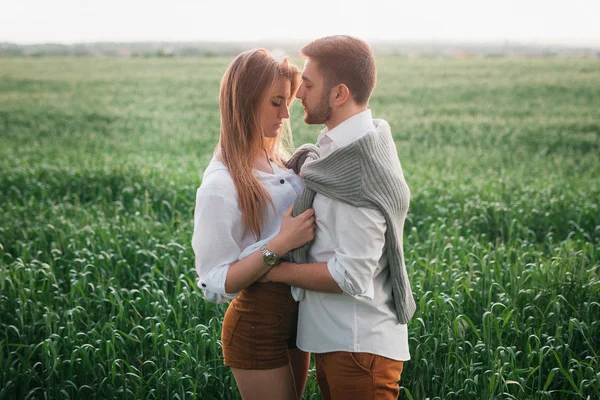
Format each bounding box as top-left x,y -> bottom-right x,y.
192,191 -> 245,302
223,235 -> 291,294
224,206 -> 316,293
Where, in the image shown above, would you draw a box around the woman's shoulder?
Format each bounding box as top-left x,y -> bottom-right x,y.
197,159 -> 237,199
201,158 -> 233,184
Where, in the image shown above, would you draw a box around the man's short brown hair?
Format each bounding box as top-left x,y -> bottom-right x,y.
301,35 -> 376,105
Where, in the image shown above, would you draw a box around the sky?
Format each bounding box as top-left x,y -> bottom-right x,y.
1,0 -> 600,46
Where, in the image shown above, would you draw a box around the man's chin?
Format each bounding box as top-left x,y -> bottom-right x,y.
303,113 -> 322,125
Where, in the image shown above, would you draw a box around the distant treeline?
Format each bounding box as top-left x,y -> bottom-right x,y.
1,41 -> 599,58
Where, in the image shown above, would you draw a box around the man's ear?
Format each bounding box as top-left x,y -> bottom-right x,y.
331,84 -> 351,106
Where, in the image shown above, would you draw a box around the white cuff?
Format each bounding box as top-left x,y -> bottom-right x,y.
326,257 -> 375,300
198,265 -> 239,303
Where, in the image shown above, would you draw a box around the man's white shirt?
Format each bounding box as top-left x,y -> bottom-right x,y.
296,109 -> 410,361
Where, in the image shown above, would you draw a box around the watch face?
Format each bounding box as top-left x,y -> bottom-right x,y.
264,253 -> 279,266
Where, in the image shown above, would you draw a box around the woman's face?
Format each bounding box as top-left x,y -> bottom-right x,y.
260,77 -> 292,138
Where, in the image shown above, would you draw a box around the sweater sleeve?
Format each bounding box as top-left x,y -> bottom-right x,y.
284,144 -> 320,174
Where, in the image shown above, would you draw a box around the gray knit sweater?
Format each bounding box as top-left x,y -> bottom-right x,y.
285,119 -> 416,324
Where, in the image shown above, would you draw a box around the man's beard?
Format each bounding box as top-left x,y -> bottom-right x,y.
304,91 -> 332,125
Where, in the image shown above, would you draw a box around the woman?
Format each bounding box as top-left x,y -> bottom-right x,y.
191,49 -> 313,400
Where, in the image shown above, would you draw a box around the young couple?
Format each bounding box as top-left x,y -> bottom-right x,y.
192,35 -> 416,400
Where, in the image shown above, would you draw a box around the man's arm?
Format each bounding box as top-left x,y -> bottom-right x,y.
262,198 -> 386,296
262,261 -> 343,293
309,201 -> 387,298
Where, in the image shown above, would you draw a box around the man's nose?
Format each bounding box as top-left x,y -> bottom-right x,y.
296,85 -> 305,100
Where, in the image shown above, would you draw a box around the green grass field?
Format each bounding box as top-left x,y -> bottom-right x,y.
1,56 -> 599,399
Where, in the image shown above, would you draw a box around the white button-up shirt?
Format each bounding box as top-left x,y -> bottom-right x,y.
192,158 -> 304,303
297,110 -> 410,361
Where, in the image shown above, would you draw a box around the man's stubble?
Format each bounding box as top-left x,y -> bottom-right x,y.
304,90 -> 333,125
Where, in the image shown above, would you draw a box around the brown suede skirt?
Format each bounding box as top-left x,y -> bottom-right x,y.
221,282 -> 299,370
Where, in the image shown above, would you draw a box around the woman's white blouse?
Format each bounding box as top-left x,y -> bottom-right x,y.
192,157 -> 304,303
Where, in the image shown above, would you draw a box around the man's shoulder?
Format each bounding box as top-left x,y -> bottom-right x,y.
361,119 -> 392,142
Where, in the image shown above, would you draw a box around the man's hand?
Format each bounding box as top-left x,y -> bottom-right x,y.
257,262 -> 290,283
256,262 -> 341,294
257,268 -> 275,283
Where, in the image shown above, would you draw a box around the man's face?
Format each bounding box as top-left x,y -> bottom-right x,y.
296,58 -> 332,125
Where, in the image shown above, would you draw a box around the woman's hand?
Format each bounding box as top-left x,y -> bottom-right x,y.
268,206 -> 315,255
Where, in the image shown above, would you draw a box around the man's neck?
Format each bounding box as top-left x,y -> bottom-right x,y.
325,105 -> 368,131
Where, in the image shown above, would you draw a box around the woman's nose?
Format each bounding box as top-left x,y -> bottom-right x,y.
280,105 -> 290,118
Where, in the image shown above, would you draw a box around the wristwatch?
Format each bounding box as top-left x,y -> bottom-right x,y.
260,244 -> 281,266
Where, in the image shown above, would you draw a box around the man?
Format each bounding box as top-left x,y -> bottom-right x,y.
261,35 -> 415,400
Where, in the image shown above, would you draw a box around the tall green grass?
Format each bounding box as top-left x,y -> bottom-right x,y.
1,57 -> 599,399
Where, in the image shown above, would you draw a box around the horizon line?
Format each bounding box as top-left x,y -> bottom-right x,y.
3,38 -> 600,48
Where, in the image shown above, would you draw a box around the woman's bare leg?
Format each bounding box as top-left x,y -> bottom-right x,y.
232,365 -> 297,400
290,349 -> 310,399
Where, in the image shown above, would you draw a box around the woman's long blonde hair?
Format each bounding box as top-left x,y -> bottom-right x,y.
216,49 -> 301,239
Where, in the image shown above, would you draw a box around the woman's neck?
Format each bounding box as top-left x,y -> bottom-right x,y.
253,149 -> 274,174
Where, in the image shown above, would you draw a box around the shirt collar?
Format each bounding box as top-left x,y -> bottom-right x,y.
318,109 -> 374,150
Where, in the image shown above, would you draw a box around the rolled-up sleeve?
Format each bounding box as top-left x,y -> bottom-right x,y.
326,201 -> 386,299
192,189 -> 244,303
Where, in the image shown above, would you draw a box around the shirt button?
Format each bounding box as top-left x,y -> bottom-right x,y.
280,179 -> 285,184
269,158 -> 273,162
201,283 -> 206,288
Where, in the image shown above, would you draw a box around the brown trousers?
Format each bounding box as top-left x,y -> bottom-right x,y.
315,352 -> 405,400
